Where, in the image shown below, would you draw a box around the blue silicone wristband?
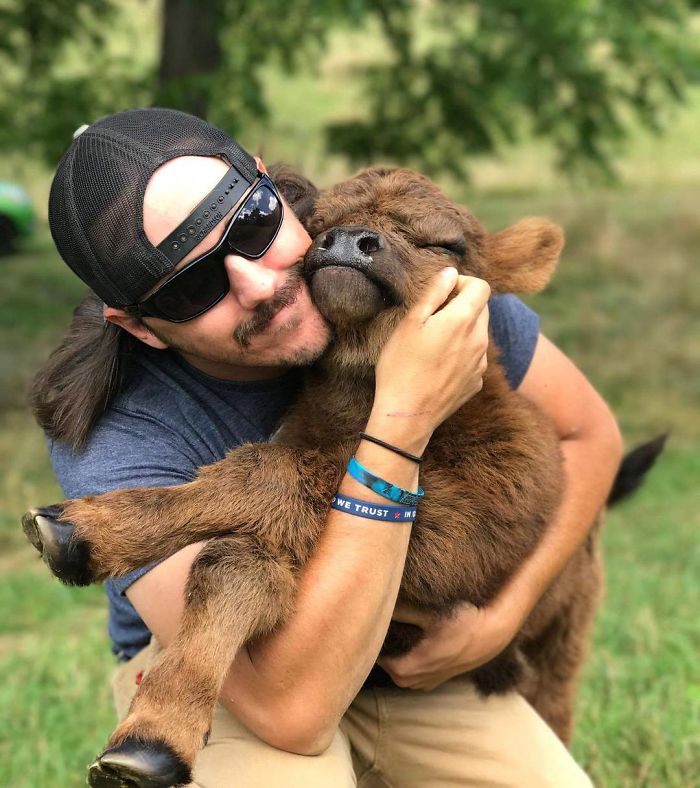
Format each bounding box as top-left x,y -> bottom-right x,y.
330,494 -> 417,522
347,457 -> 425,506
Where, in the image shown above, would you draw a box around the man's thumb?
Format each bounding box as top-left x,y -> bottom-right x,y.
412,267 -> 458,321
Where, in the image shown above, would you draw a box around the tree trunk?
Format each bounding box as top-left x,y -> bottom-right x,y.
157,0 -> 222,118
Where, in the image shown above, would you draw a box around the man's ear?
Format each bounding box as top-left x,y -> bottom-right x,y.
104,307 -> 169,350
266,162 -> 319,227
485,218 -> 564,294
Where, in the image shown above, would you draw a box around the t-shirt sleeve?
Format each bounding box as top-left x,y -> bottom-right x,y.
488,294 -> 541,389
49,405 -> 200,595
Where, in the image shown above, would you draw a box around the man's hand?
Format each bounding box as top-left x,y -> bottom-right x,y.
377,598 -> 524,692
372,270 -> 490,450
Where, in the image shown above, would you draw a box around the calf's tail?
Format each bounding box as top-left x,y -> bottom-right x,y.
607,433 -> 668,506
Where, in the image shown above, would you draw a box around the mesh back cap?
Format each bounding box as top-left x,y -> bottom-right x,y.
49,108 -> 258,307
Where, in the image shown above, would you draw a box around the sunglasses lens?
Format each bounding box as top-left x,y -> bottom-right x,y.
139,179 -> 282,322
226,184 -> 282,258
151,252 -> 229,321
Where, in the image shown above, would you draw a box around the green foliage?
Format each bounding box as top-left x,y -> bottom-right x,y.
1,1 -> 697,175
183,0 -> 345,139
327,0 -> 700,177
0,0 -> 150,163
0,0 -> 352,165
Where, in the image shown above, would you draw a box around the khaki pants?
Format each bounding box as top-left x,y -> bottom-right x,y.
112,640 -> 592,788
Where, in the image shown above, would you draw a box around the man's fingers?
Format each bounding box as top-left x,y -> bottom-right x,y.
410,267 -> 459,322
409,270 -> 490,325
377,654 -> 413,680
474,301 -> 490,338
391,603 -> 435,627
441,275 -> 491,322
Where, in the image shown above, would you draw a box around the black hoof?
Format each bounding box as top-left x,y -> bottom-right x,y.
21,507 -> 93,586
88,739 -> 191,788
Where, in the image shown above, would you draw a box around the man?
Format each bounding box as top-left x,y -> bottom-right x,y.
34,108 -> 621,786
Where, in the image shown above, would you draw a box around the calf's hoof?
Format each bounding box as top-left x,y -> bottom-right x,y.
88,739 -> 191,788
21,506 -> 93,586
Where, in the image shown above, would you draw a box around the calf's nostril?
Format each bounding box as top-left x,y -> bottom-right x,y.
358,234 -> 381,255
319,230 -> 336,251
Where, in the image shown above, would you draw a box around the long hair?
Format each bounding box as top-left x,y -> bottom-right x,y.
29,291 -> 140,450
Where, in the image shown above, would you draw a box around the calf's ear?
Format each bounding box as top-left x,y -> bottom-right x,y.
484,218 -> 564,293
267,163 -> 319,227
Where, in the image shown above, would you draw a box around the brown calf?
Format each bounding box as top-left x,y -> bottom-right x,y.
25,167 -> 604,788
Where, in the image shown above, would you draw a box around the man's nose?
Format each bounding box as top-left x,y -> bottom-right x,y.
224,256 -> 277,311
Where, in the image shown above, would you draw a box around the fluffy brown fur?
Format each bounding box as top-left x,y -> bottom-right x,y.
26,167 -> 603,786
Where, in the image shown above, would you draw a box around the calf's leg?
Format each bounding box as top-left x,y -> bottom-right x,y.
23,443 -> 342,584
520,618 -> 584,745
88,533 -> 296,788
520,560 -> 602,745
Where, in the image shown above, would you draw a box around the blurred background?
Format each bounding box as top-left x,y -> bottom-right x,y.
0,1 -> 698,785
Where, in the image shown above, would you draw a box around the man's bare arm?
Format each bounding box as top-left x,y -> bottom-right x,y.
378,332 -> 624,689
506,333 -> 623,612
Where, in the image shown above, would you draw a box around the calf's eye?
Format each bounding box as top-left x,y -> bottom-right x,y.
418,241 -> 466,260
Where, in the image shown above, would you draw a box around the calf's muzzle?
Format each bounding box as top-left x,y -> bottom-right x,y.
304,226 -> 402,326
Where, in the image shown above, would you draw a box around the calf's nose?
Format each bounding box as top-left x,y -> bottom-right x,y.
315,226 -> 385,264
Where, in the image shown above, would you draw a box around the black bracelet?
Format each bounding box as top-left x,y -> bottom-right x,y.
358,432 -> 424,464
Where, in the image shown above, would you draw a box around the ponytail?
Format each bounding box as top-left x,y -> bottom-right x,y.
29,291 -> 139,450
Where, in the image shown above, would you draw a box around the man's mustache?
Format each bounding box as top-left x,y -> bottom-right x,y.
234,262 -> 304,348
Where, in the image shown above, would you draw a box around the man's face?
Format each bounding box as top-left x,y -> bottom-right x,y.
128,155 -> 331,379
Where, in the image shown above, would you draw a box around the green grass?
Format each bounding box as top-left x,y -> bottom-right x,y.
0,589 -> 114,787
0,406 -> 114,787
473,185 -> 700,450
574,447 -> 700,786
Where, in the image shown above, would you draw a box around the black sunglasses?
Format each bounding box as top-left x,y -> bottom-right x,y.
129,173 -> 283,323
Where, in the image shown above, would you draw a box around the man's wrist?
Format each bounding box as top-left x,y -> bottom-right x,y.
364,408 -> 433,457
491,567 -> 542,627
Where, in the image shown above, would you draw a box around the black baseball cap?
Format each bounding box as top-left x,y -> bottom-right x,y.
48,107 -> 258,307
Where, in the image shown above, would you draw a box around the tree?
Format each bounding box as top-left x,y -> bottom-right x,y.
0,0 -> 340,164
326,0 -> 700,177
155,0 -> 223,119
0,0 -> 149,163
0,0 -> 697,175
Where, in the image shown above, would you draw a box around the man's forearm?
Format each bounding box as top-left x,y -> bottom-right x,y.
217,414 -> 430,754
221,507 -> 410,752
220,267 -> 491,752
133,432 -> 420,755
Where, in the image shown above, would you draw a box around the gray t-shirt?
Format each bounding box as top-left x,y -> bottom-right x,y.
49,294 -> 539,660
